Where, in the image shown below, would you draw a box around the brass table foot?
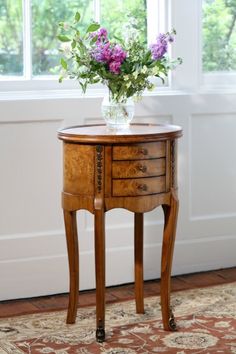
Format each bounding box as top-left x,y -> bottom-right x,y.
169,310 -> 177,331
96,325 -> 105,343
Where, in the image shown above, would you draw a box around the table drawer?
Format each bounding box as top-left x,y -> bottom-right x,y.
113,142 -> 166,160
112,176 -> 166,196
112,158 -> 166,178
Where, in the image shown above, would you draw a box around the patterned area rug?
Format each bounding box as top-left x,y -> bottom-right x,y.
0,282 -> 236,353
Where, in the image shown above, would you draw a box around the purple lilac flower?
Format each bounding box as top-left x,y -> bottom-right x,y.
90,27 -> 127,74
91,42 -> 112,62
150,33 -> 174,60
108,45 -> 127,74
111,45 -> 127,62
98,28 -> 108,39
109,60 -> 122,74
90,27 -> 108,44
150,34 -> 167,60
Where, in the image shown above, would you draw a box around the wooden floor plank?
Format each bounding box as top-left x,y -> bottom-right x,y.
178,271 -> 227,288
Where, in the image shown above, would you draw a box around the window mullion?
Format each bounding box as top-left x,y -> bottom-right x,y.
146,0 -> 159,46
94,0 -> 101,23
158,0 -> 168,33
169,0 -> 201,90
22,0 -> 32,80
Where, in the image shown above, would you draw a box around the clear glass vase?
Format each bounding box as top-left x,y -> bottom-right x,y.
101,93 -> 135,128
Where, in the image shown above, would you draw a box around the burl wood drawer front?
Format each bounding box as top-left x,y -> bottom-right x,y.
63,144 -> 94,195
112,158 -> 166,178
113,142 -> 166,160
112,176 -> 166,196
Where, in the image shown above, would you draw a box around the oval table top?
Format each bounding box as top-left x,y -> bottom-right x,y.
58,123 -> 183,144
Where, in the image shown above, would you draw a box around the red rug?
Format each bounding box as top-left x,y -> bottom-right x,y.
0,282 -> 236,353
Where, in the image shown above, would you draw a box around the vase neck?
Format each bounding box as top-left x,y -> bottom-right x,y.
108,89 -> 129,104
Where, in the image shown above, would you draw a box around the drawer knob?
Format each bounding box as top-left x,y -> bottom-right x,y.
137,183 -> 148,191
138,148 -> 148,155
137,164 -> 147,173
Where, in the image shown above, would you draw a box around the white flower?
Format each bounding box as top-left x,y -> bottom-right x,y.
141,65 -> 148,74
60,69 -> 68,79
152,66 -> 159,75
63,22 -> 70,30
148,83 -> 155,91
60,43 -> 71,56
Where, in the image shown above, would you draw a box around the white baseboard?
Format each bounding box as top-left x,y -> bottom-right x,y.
0,234 -> 235,301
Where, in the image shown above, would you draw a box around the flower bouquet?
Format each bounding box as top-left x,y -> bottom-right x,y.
58,12 -> 182,127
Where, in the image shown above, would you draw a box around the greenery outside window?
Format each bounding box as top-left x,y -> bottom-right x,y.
202,0 -> 236,86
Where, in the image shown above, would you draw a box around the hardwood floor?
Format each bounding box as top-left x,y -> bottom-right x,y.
0,267 -> 235,318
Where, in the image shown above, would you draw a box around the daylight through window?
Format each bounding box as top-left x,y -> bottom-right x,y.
202,0 -> 236,72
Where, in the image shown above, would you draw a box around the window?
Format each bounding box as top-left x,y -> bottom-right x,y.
0,0 -> 163,86
0,0 -> 23,76
202,0 -> 236,73
32,0 -> 94,76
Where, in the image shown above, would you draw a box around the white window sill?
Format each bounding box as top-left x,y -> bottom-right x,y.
0,85 -> 190,102
1,87 -> 236,102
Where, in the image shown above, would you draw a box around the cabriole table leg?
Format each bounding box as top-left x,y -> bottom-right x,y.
160,189 -> 179,331
134,212 -> 144,314
94,207 -> 106,342
63,210 -> 79,324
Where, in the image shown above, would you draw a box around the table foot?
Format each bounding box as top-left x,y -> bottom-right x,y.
169,309 -> 177,331
96,321 -> 105,343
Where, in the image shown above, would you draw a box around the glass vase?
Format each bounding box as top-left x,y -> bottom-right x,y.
101,93 -> 135,128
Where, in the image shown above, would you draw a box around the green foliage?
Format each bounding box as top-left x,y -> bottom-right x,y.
86,23 -> 100,33
100,0 -> 147,45
31,0 -> 94,75
0,0 -> 23,75
202,0 -> 236,71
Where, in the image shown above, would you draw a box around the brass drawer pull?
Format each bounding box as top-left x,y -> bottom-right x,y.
138,148 -> 148,155
137,183 -> 148,191
137,164 -> 147,173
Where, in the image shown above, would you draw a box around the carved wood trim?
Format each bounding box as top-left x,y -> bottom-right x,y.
96,145 -> 103,194
171,140 -> 177,189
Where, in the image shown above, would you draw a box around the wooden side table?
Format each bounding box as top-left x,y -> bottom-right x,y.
58,123 -> 182,342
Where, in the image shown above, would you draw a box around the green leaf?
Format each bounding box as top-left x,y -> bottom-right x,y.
143,50 -> 152,63
71,40 -> 76,49
80,81 -> 87,93
59,76 -> 63,83
113,35 -> 125,46
60,58 -> 68,70
90,35 -> 98,44
74,12 -> 81,23
57,35 -> 71,42
86,23 -> 100,33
